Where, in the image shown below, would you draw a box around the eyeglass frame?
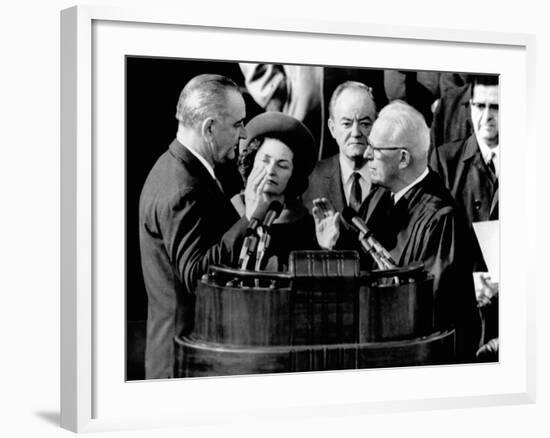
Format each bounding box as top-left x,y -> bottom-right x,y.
365,141 -> 408,158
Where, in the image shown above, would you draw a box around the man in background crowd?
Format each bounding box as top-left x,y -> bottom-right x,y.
303,81 -> 390,254
302,81 -> 377,213
430,75 -> 499,222
430,74 -> 500,360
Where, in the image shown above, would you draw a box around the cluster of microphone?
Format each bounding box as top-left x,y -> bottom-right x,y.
238,200 -> 283,271
237,202 -> 396,273
342,207 -> 397,271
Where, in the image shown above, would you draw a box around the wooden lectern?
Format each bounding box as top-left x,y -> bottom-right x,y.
175,251 -> 455,377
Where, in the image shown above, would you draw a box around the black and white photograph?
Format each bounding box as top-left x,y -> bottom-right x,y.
126,57 -> 500,381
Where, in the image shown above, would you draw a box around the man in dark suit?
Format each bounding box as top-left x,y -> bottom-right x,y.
303,81 -> 377,213
303,81 -> 382,251
139,74 -> 258,379
429,75 -> 499,360
430,75 -> 499,222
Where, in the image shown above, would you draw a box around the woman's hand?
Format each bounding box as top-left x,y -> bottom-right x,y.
244,165 -> 267,220
312,198 -> 340,250
244,165 -> 283,220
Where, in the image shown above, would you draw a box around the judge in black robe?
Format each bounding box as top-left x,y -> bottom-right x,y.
362,100 -> 481,362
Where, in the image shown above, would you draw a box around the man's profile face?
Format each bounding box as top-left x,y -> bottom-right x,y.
211,90 -> 247,165
470,84 -> 499,146
328,88 -> 376,164
365,120 -> 401,189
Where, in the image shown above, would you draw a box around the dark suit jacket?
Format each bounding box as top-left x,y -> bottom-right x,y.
302,155 -> 347,213
302,155 -> 391,267
430,83 -> 472,149
430,134 -> 498,222
139,139 -> 248,379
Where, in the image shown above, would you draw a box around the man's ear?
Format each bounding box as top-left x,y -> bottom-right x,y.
398,149 -> 411,169
327,117 -> 336,139
201,117 -> 215,139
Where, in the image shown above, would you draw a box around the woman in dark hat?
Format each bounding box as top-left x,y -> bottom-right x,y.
236,112 -> 318,271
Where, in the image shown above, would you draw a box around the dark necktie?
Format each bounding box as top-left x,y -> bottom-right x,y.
349,172 -> 362,212
487,152 -> 497,177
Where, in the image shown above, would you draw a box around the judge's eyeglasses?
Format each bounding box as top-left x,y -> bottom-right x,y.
365,142 -> 407,158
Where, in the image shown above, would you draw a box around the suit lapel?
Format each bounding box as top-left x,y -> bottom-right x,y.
323,155 -> 346,212
169,139 -> 225,196
462,136 -> 498,188
169,139 -> 238,221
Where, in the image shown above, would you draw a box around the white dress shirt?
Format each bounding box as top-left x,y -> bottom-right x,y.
393,168 -> 429,205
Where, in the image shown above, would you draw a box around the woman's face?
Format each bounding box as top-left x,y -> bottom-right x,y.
252,138 -> 294,196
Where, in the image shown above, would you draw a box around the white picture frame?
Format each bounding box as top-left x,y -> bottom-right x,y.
60,4 -> 536,433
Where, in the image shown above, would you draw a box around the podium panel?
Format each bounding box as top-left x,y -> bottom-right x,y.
358,276 -> 435,342
190,282 -> 293,346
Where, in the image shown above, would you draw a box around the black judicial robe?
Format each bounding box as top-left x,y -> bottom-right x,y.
364,170 -> 481,361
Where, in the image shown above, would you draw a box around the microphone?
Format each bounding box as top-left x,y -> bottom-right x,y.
238,200 -> 281,270
342,207 -> 397,270
342,206 -> 369,235
357,233 -> 389,270
261,201 -> 283,231
237,234 -> 258,270
245,200 -> 273,235
254,201 -> 283,271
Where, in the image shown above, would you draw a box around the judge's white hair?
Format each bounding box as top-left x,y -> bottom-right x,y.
371,100 -> 430,162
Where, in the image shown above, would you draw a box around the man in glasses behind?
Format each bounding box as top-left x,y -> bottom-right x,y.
429,75 -> 500,361
430,74 -> 499,223
361,100 -> 481,363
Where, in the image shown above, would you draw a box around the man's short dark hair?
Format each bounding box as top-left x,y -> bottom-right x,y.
470,74 -> 499,89
175,74 -> 240,128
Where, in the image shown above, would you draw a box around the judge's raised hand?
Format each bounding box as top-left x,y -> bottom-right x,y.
312,198 -> 340,250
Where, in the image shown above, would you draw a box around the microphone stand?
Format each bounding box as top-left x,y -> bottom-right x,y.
254,228 -> 271,272
238,200 -> 283,272
238,233 -> 259,271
